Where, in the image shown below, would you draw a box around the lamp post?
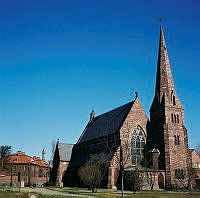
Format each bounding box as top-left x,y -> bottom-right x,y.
10,159 -> 17,187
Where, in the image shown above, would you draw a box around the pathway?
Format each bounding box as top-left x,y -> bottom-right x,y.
17,187 -> 96,198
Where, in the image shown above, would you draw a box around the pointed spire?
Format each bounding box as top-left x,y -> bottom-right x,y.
155,25 -> 175,101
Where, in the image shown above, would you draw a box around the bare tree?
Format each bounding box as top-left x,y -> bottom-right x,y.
195,143 -> 200,156
98,122 -> 132,197
146,172 -> 156,190
125,169 -> 144,192
78,153 -> 107,193
0,145 -> 12,170
105,138 -> 131,197
187,167 -> 195,190
118,141 -> 131,197
51,139 -> 57,160
175,168 -> 195,190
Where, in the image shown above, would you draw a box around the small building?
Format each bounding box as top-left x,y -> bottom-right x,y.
189,149 -> 200,186
0,151 -> 50,187
50,141 -> 73,186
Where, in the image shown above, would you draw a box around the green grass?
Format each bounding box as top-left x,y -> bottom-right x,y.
0,191 -> 65,198
45,187 -> 200,198
0,187 -> 77,198
1,187 -> 200,198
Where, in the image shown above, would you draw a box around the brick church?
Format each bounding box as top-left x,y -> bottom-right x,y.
51,26 -> 195,190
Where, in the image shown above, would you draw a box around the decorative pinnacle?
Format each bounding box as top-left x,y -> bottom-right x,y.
135,91 -> 138,98
90,109 -> 95,121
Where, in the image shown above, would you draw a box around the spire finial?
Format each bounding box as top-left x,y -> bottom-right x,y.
135,91 -> 138,98
157,16 -> 163,24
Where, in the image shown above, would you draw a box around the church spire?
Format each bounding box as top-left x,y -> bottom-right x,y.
155,25 -> 175,102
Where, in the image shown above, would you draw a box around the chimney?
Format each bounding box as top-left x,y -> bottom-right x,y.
148,148 -> 160,169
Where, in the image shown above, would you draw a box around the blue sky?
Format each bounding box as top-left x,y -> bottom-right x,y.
0,0 -> 200,161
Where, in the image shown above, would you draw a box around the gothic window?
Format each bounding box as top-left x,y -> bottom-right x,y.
131,125 -> 146,166
171,114 -> 174,123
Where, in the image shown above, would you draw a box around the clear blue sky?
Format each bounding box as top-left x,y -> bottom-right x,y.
0,0 -> 200,161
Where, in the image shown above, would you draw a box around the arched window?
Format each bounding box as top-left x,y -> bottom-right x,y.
131,125 -> 146,166
171,114 -> 174,123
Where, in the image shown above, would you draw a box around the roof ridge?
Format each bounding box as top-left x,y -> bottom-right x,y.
94,101 -> 134,119
77,100 -> 135,143
58,143 -> 74,145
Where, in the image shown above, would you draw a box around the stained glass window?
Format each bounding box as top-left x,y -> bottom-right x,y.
131,125 -> 146,166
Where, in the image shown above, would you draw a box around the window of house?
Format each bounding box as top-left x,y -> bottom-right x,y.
131,125 -> 146,166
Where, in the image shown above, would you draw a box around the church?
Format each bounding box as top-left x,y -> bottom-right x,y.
51,26 -> 195,190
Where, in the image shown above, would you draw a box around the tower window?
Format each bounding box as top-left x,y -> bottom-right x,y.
174,135 -> 180,145
177,115 -> 179,124
174,136 -> 177,145
171,114 -> 174,123
177,136 -> 180,145
174,114 -> 176,123
173,96 -> 176,105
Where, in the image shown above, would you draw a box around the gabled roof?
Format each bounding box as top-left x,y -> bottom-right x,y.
33,156 -> 49,167
58,143 -> 74,162
77,101 -> 135,143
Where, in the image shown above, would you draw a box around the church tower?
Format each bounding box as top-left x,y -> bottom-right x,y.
149,26 -> 190,188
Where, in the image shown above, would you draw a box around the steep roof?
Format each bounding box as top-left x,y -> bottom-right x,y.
150,25 -> 183,111
77,101 -> 134,143
58,143 -> 74,162
155,25 -> 175,98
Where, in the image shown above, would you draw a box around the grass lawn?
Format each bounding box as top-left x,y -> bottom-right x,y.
1,187 -> 200,198
0,187 -> 76,198
46,187 -> 200,198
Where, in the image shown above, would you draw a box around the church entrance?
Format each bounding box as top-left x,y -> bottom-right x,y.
158,173 -> 164,189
